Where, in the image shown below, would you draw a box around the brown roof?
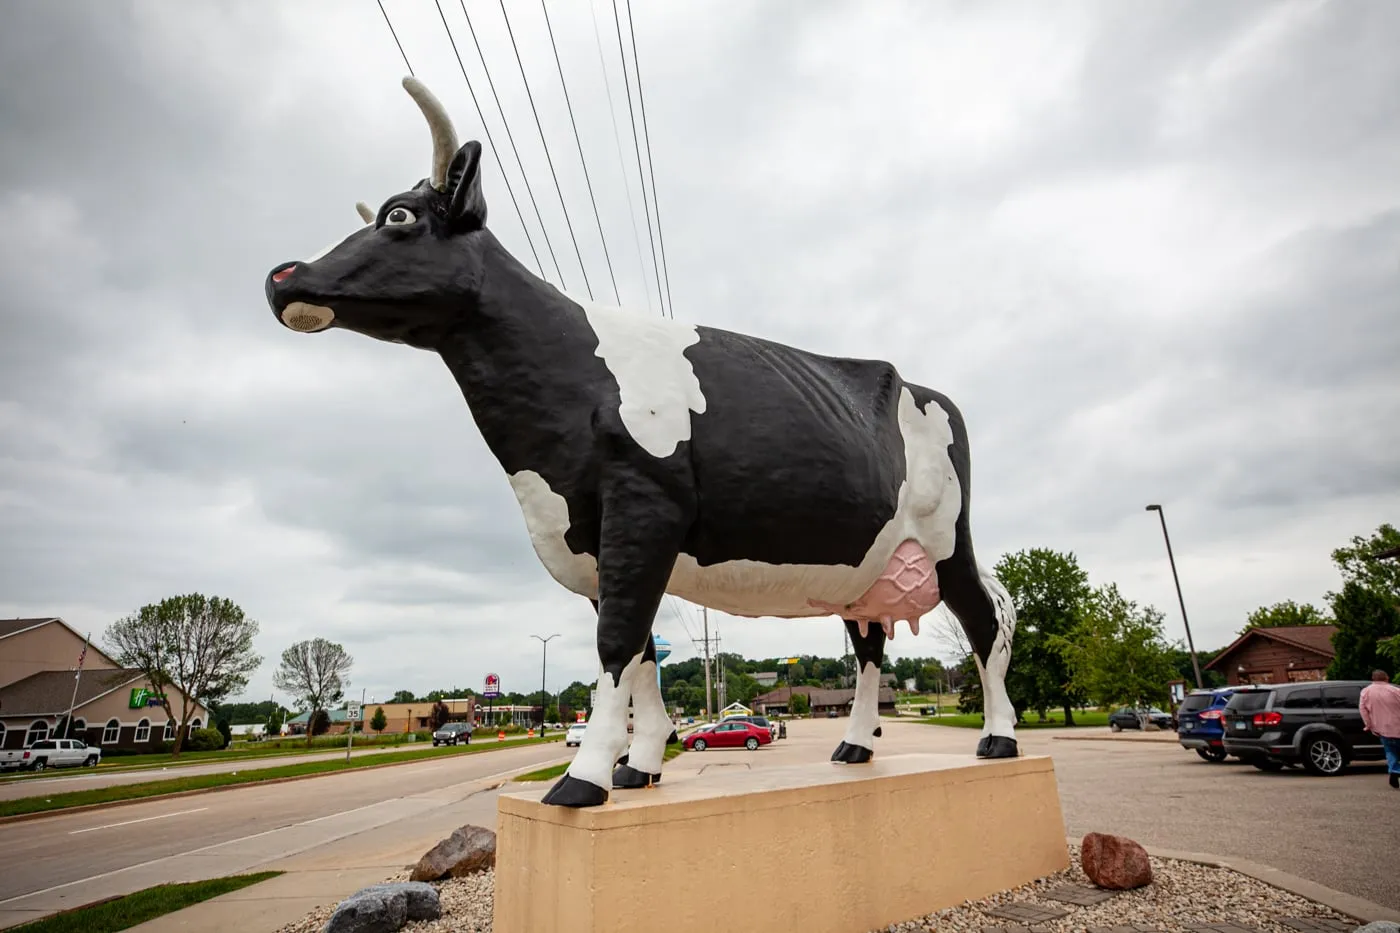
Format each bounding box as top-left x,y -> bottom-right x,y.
0,669 -> 144,717
0,618 -> 59,640
751,685 -> 897,707
1205,625 -> 1338,671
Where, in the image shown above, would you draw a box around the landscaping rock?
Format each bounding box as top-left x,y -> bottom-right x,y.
1354,924 -> 1400,933
1080,831 -> 1153,889
322,887 -> 407,933
361,883 -> 440,921
410,824 -> 497,882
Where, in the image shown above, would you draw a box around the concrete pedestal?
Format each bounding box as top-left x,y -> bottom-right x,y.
493,753 -> 1069,933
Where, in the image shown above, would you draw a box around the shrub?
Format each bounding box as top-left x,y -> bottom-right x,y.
215,720 -> 232,749
310,710 -> 331,736
186,727 -> 226,752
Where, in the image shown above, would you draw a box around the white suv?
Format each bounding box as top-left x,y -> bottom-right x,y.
22,739 -> 101,771
565,723 -> 587,747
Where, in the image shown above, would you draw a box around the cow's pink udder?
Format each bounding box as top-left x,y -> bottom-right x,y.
808,539 -> 940,637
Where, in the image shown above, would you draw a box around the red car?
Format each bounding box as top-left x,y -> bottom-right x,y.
683,720 -> 772,751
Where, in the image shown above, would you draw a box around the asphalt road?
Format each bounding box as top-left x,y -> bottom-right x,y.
0,734 -> 540,802
0,718 -> 1391,930
0,740 -> 568,929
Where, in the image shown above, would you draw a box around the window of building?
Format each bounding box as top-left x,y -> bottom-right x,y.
135,719 -> 151,743
71,718 -> 87,737
189,718 -> 202,735
164,719 -> 176,741
103,719 -> 121,744
25,720 -> 48,747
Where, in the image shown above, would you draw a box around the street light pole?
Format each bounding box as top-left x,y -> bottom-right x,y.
530,634 -> 561,736
1146,504 -> 1204,689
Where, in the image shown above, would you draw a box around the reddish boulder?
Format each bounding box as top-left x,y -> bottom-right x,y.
1080,832 -> 1153,889
410,824 -> 497,882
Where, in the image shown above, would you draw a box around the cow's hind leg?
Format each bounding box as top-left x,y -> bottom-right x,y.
612,635 -> 677,788
938,550 -> 1018,758
832,618 -> 886,763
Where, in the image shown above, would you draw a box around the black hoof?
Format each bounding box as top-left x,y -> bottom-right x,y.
831,741 -> 873,764
615,752 -> 629,767
666,730 -> 679,745
976,735 -> 1018,759
541,773 -> 609,807
873,726 -> 882,738
612,763 -> 661,789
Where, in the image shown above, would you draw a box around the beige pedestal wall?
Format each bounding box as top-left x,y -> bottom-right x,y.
494,753 -> 1069,933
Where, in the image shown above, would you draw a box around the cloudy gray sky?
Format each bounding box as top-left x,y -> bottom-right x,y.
2,0 -> 1397,706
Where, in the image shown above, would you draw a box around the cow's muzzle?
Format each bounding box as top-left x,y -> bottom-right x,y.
267,262 -> 335,333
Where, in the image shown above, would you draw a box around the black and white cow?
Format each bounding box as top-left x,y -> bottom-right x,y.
264,78 -> 1019,808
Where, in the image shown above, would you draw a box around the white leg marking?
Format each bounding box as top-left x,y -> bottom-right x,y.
567,653 -> 641,790
976,565 -> 1018,740
842,661 -> 883,750
623,659 -> 672,775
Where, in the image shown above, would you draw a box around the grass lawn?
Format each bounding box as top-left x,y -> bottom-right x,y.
14,871 -> 281,933
912,709 -> 1112,729
514,742 -> 686,783
0,736 -> 562,819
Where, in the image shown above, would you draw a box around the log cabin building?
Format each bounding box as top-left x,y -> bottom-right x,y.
1204,624 -> 1338,686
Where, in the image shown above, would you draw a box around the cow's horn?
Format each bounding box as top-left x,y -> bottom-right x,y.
402,76 -> 458,192
355,202 -> 375,224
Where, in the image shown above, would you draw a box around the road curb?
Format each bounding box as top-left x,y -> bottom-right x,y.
0,738 -> 564,826
1052,733 -> 1178,743
1065,836 -> 1400,924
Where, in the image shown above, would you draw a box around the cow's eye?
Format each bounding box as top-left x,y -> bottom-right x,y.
385,207 -> 416,226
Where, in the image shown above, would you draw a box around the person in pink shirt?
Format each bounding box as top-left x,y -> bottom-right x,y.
1358,670 -> 1400,789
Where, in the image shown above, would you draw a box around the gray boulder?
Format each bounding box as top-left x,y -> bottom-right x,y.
1353,924 -> 1400,933
322,882 -> 440,933
410,824 -> 497,882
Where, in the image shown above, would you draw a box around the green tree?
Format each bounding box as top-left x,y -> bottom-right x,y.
309,710 -> 331,736
789,691 -> 811,716
1330,523 -> 1400,598
995,548 -> 1092,724
272,637 -> 352,747
1327,581 -> 1399,679
370,706 -> 387,733
266,707 -> 286,738
215,719 -> 232,749
1051,583 -> 1177,721
1240,600 -> 1332,635
390,690 -> 416,704
1378,634 -> 1400,668
430,700 -> 450,730
105,594 -> 263,757
559,681 -> 591,712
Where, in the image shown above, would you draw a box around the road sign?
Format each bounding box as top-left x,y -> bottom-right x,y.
346,705 -> 360,721
483,673 -> 501,699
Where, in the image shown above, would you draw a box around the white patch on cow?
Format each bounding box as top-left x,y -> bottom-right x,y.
623,659 -> 672,775
843,661 -> 883,751
567,653 -> 642,791
975,565 -> 1018,740
505,470 -> 599,597
305,221 -> 371,264
579,303 -> 706,459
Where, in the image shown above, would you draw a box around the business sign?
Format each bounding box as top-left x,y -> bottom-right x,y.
129,688 -> 167,709
483,673 -> 501,699
779,657 -> 801,666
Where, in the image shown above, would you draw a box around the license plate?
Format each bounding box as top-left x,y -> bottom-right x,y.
1234,721 -> 1246,730
1181,722 -> 1193,730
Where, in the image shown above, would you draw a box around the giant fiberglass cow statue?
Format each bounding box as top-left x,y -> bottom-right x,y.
264,78 -> 1019,808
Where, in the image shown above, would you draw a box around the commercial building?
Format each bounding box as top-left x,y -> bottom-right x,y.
751,685 -> 897,717
1205,625 -> 1339,686
0,617 -> 209,752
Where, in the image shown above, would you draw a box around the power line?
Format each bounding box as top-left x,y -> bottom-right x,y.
611,0 -> 668,318
455,0 -> 565,287
541,0 -> 619,305
589,0 -> 654,314
498,0 -> 592,299
377,0 -> 414,76
624,0 -> 676,320
429,0 -> 546,279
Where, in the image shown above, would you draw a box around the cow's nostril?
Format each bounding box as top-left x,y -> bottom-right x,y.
271,264 -> 297,284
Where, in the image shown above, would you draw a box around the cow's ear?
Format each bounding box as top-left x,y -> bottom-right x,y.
445,141 -> 487,230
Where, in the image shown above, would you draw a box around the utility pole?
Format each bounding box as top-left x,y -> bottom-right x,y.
1146,504 -> 1204,689
702,606 -> 713,722
531,634 -> 561,736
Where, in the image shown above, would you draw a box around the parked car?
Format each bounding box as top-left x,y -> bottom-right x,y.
1176,687 -> 1246,762
683,720 -> 772,751
1221,680 -> 1384,776
721,714 -> 777,739
1108,706 -> 1173,731
12,739 -> 101,771
432,722 -> 472,746
565,722 -> 587,747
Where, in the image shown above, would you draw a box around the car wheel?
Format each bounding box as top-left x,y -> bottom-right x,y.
84,756 -> 99,767
1250,759 -> 1284,772
693,738 -> 707,751
30,759 -> 46,772
1196,747 -> 1227,763
1302,736 -> 1345,776
745,737 -> 759,751
1110,722 -> 1121,732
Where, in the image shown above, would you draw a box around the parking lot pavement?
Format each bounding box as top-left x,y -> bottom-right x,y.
676,717 -> 1397,911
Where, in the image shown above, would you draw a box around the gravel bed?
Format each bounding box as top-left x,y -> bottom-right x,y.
277,844 -> 1356,933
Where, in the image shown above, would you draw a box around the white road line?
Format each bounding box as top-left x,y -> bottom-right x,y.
68,808 -> 208,835
0,750 -> 565,907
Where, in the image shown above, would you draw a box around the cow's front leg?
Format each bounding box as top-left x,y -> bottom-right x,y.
832,618 -> 886,764
612,635 -> 678,788
542,472 -> 688,808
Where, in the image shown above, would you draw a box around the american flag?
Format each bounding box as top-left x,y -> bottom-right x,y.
75,635 -> 89,671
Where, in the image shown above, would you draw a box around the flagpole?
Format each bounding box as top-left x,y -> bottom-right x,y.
64,632 -> 89,740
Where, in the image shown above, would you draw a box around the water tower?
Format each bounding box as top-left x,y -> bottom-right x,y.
653,634 -> 671,690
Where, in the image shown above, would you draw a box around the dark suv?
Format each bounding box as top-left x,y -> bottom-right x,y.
1221,680 -> 1384,776
1177,687 -> 1247,762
